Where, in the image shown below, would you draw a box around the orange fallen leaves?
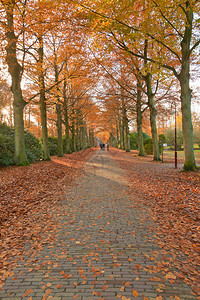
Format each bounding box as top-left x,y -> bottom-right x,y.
111,149 -> 200,296
113,263 -> 121,268
55,284 -> 63,288
164,272 -> 176,280
22,289 -> 33,298
132,289 -> 138,297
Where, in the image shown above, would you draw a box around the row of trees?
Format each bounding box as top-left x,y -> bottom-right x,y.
77,0 -> 200,170
0,0 -> 200,170
0,0 -> 101,164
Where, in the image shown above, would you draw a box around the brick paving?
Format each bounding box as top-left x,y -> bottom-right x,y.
0,150 -> 197,299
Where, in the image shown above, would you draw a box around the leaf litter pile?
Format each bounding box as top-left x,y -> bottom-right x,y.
111,149 -> 200,297
0,148 -> 95,289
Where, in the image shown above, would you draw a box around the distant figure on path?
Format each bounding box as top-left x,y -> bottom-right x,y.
107,144 -> 109,151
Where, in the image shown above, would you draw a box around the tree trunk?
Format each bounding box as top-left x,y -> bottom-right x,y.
179,3 -> 196,170
71,111 -> 76,152
125,114 -> 130,152
118,115 -> 123,149
116,119 -> 120,149
54,54 -> 63,157
121,98 -> 126,150
146,73 -> 160,161
122,97 -> 129,151
89,129 -> 94,147
56,103 -> 63,157
5,4 -> 28,165
76,112 -> 81,151
136,81 -> 145,156
63,78 -> 71,153
38,36 -> 50,160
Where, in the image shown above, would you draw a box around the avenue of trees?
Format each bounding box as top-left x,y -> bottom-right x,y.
0,0 -> 200,170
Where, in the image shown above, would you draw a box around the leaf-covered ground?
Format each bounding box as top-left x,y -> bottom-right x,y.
111,149 -> 200,297
0,148 -> 95,287
0,147 -> 199,299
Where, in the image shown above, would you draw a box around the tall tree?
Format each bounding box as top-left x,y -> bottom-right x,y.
1,0 -> 28,165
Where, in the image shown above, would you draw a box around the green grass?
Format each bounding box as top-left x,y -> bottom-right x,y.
163,148 -> 200,159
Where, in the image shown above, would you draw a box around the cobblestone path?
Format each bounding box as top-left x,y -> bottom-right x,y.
0,150 -> 197,300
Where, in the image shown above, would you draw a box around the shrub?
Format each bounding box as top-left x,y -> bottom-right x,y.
0,133 -> 15,166
48,136 -> 69,155
144,137 -> 153,155
129,132 -> 138,150
0,123 -> 43,167
24,131 -> 43,163
129,132 -> 151,150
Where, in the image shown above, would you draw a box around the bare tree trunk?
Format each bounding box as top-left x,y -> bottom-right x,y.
125,114 -> 130,152
63,78 -> 71,153
38,36 -> 50,160
76,111 -> 81,151
122,97 -> 129,151
5,3 -> 28,165
116,119 -> 120,148
71,109 -> 76,152
54,53 -> 63,157
179,3 -> 196,170
144,39 -> 160,161
146,73 -> 160,161
118,115 -> 123,149
136,81 -> 145,156
56,103 -> 63,156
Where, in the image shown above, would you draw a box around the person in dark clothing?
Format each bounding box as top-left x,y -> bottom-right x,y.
107,144 -> 109,151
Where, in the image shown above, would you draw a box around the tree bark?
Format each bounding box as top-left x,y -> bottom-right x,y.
63,78 -> 71,153
56,103 -> 63,156
179,2 -> 196,170
38,36 -> 50,160
54,55 -> 63,157
146,73 -> 160,160
76,111 -> 81,151
122,96 -> 129,151
5,3 -> 28,165
71,109 -> 76,152
118,115 -> 123,149
124,114 -> 130,152
144,39 -> 160,161
116,119 -> 120,148
136,81 -> 145,156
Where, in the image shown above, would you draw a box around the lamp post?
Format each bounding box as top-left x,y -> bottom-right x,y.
171,102 -> 177,169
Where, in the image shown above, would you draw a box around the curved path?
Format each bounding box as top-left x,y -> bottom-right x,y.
0,150 -> 196,299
